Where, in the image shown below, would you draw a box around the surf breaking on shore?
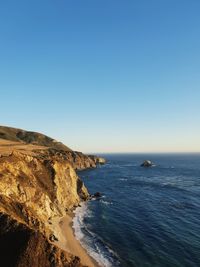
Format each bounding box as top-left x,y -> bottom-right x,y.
54,213 -> 99,267
72,202 -> 119,267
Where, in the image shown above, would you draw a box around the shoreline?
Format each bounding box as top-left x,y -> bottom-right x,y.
54,213 -> 100,267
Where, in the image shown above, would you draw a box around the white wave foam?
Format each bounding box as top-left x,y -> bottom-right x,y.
119,178 -> 128,181
72,203 -> 117,267
100,199 -> 113,205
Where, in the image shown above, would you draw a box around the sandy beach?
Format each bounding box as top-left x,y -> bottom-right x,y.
54,214 -> 100,267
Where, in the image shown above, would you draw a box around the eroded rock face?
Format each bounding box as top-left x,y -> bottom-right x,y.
40,149 -> 106,170
45,149 -> 99,170
0,152 -> 89,234
0,152 -> 88,267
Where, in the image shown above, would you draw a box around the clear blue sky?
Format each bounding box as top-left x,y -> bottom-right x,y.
0,0 -> 200,153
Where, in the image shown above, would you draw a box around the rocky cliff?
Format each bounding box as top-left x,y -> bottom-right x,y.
0,126 -> 105,170
0,126 -> 105,267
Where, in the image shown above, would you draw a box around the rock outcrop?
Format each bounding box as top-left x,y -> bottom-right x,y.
0,126 -> 106,267
44,149 -> 100,170
141,160 -> 154,167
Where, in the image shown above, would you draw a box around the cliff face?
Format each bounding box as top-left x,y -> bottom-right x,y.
0,126 -> 105,267
0,152 -> 88,267
0,152 -> 89,230
41,149 -> 105,170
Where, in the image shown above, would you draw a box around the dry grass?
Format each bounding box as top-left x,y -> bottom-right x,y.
0,139 -> 48,156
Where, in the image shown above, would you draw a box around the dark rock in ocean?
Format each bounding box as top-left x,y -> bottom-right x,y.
88,155 -> 106,165
93,192 -> 102,198
141,160 -> 154,167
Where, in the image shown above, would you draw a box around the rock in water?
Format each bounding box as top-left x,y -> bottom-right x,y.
141,160 -> 154,167
93,192 -> 102,198
97,157 -> 106,164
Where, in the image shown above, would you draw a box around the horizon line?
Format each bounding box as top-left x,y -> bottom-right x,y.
85,151 -> 200,155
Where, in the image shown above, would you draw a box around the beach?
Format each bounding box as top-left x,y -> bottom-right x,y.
54,214 -> 100,267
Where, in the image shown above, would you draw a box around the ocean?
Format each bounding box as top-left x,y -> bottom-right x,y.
73,154 -> 200,267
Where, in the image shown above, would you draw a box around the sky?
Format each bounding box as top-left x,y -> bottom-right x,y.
0,0 -> 200,153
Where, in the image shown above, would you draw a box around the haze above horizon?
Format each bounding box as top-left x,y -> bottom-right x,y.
0,0 -> 200,153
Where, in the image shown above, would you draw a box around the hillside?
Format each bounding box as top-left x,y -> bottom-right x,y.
0,126 -> 72,151
0,126 -> 105,170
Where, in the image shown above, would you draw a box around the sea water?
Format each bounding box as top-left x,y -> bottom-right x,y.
73,154 -> 200,267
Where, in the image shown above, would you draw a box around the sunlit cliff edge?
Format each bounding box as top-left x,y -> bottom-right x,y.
0,126 -> 105,267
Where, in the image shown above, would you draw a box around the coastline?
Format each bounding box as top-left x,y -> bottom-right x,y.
54,213 -> 100,267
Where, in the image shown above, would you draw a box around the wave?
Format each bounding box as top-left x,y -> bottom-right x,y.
118,178 -> 128,181
72,203 -> 119,267
100,199 -> 113,205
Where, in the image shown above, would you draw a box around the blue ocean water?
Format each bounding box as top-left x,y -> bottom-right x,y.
73,154 -> 200,267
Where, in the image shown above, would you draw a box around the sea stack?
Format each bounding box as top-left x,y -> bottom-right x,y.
141,160 -> 154,167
